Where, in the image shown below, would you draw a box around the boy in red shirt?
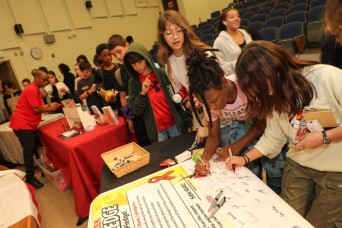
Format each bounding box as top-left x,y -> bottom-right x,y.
124,43 -> 191,142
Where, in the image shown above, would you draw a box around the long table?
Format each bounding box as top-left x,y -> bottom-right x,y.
38,117 -> 131,219
100,132 -> 196,193
96,133 -> 313,228
0,113 -> 64,164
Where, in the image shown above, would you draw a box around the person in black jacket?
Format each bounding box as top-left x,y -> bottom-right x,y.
58,63 -> 76,97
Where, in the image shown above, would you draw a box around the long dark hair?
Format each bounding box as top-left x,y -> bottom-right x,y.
157,10 -> 211,83
186,48 -> 224,128
236,41 -> 317,119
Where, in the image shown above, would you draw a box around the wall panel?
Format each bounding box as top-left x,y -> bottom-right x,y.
65,0 -> 92,28
8,0 -> 45,34
40,0 -> 70,31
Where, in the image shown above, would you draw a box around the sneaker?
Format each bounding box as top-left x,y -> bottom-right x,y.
26,176 -> 44,189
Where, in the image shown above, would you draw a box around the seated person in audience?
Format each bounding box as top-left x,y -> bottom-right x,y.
21,78 -> 31,88
214,8 -> 253,74
188,49 -> 285,194
108,34 -> 151,147
321,0 -> 342,69
44,71 -> 70,113
2,81 -> 21,116
78,61 -> 104,114
94,43 -> 122,115
226,41 -> 342,227
125,43 -> 191,143
10,69 -> 59,188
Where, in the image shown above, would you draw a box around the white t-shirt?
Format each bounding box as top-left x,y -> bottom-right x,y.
167,54 -> 189,92
44,82 -> 69,99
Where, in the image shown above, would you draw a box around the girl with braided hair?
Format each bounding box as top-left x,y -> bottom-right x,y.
187,48 -> 285,194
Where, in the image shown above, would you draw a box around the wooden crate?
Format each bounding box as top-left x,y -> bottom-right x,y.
101,142 -> 150,178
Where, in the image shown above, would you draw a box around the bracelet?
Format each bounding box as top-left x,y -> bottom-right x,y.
241,155 -> 248,166
241,154 -> 250,166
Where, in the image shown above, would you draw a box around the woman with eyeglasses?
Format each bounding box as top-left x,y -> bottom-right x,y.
157,10 -> 234,134
10,69 -> 59,189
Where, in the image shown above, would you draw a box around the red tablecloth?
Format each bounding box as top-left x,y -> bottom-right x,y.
38,117 -> 131,218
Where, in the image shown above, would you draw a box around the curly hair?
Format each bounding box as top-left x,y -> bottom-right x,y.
186,48 -> 224,128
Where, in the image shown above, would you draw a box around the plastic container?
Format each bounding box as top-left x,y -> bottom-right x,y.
36,159 -> 68,192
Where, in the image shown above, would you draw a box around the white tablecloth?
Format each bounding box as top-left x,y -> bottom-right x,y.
0,113 -> 64,164
0,172 -> 39,227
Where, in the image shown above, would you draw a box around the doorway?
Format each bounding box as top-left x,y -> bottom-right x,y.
0,60 -> 20,90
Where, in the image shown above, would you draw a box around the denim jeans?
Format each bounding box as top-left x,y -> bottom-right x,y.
158,124 -> 180,142
220,120 -> 285,194
220,120 -> 262,177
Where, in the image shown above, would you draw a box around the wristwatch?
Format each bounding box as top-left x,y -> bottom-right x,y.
322,131 -> 331,144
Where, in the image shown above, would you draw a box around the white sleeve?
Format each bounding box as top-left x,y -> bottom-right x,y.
213,38 -> 236,75
254,114 -> 289,159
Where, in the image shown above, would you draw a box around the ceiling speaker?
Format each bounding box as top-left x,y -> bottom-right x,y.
14,24 -> 24,35
44,34 -> 56,44
85,1 -> 92,9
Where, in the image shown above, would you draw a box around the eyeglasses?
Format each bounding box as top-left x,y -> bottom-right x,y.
163,27 -> 185,39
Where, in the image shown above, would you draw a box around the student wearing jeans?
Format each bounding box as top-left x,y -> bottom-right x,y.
124,43 -> 191,142
107,34 -> 151,147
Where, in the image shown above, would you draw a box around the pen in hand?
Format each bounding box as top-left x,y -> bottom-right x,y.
229,148 -> 235,173
194,154 -> 211,175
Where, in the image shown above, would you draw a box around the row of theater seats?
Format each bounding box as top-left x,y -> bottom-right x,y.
189,0 -> 326,55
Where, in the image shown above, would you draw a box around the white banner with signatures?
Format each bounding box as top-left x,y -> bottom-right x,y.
89,159 -> 313,228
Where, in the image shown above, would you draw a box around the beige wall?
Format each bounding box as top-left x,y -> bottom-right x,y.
0,0 -> 230,87
178,0 -> 231,25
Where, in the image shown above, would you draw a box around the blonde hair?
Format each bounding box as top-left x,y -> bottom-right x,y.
324,0 -> 342,43
157,10 -> 210,82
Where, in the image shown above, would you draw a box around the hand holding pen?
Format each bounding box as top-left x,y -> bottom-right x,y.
194,154 -> 211,176
228,148 -> 235,173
